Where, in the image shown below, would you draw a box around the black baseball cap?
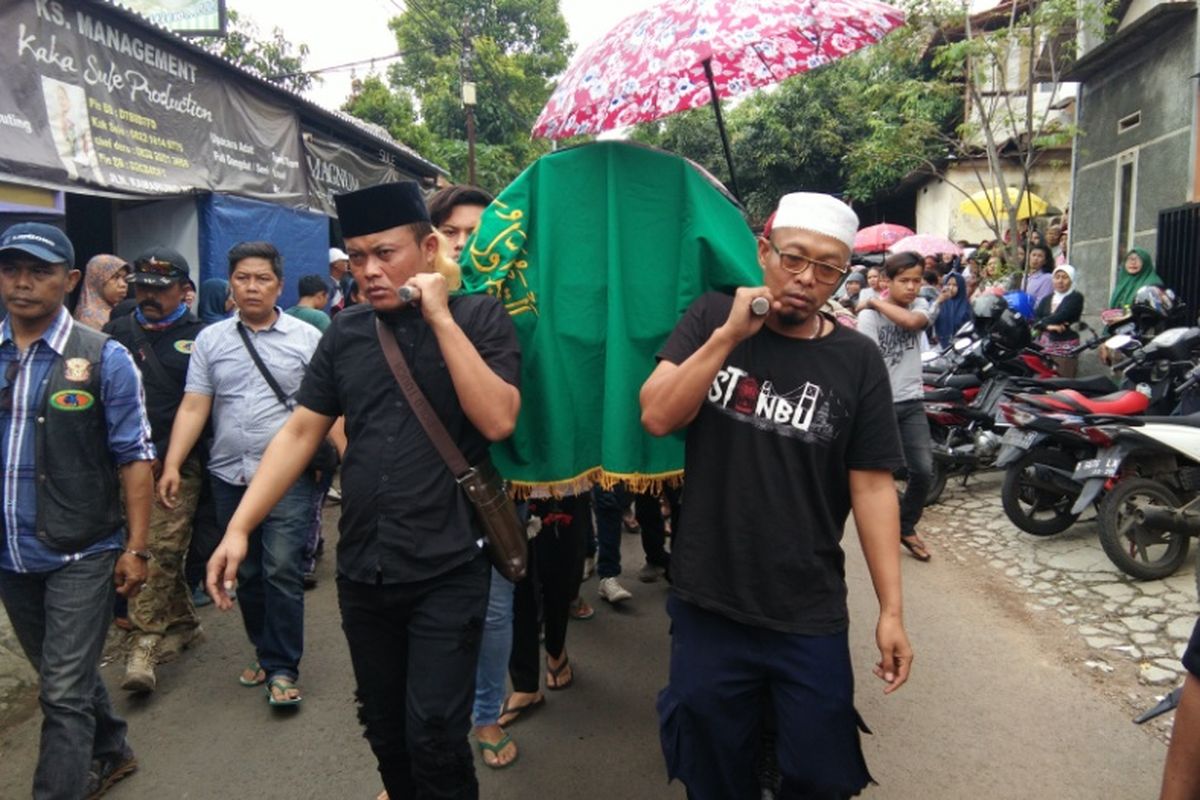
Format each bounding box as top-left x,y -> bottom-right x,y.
0,223 -> 74,267
130,247 -> 190,287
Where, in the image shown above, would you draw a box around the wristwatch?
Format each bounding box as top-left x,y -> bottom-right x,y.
124,548 -> 152,561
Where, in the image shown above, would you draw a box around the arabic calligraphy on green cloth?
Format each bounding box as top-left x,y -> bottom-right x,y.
461,142 -> 761,494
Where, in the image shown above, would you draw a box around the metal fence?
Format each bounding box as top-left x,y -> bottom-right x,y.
1158,203 -> 1200,322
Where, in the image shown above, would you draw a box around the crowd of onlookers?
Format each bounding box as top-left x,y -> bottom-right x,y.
825,214 -> 1117,377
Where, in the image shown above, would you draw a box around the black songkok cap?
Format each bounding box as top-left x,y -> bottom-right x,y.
334,182 -> 430,238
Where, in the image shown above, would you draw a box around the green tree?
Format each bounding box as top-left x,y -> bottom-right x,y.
342,74 -> 436,157
356,0 -> 574,191
631,33 -> 960,223
195,9 -> 318,94
909,0 -> 1114,261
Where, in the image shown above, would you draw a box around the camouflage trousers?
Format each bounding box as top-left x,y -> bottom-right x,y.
128,455 -> 202,637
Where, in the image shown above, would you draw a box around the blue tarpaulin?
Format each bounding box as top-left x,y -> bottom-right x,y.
198,193 -> 328,309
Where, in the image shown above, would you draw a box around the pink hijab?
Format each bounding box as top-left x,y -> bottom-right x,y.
74,254 -> 128,330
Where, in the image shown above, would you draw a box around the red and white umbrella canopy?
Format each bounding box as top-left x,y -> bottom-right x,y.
533,0 -> 906,139
888,234 -> 963,258
854,222 -> 915,253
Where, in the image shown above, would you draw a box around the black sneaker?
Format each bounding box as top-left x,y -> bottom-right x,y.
85,746 -> 138,799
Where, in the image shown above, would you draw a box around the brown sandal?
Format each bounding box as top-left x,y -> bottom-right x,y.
901,535 -> 932,562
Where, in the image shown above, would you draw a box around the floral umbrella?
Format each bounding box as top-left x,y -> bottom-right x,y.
854,222 -> 914,253
889,233 -> 962,258
532,0 -> 906,199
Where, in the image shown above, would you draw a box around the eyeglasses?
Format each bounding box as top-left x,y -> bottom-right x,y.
1,359 -> 19,413
768,242 -> 848,285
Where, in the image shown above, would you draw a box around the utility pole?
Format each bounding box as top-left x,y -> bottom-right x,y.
461,17 -> 477,185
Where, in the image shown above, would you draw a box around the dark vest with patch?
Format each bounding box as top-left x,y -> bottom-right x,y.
35,324 -> 123,551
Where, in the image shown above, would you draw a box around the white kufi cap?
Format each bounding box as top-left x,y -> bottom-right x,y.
769,192 -> 859,252
329,247 -> 349,263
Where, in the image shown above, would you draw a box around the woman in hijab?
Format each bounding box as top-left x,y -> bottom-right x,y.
1023,244 -> 1056,306
74,254 -> 130,330
933,271 -> 971,347
1035,264 -> 1084,377
198,278 -> 234,324
1108,247 -> 1163,311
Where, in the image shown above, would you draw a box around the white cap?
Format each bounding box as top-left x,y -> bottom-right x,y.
329,247 -> 349,263
769,192 -> 859,252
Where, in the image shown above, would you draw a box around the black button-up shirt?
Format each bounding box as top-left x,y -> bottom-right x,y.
296,297 -> 520,584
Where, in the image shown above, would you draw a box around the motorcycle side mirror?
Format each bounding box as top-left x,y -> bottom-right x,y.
1105,334 -> 1134,350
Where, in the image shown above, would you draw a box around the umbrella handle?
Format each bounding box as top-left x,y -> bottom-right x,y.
703,59 -> 741,204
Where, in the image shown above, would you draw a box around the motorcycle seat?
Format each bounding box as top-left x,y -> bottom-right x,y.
947,375 -> 982,389
924,388 -> 964,403
1016,375 -> 1117,394
1011,392 -> 1083,412
1045,389 -> 1151,416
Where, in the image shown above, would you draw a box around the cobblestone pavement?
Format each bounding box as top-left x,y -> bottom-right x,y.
925,471 -> 1199,740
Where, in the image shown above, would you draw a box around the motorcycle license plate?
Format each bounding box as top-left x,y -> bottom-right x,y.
1001,429 -> 1038,449
1073,457 -> 1122,480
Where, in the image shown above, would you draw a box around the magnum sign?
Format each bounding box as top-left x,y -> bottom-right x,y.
303,131 -> 402,218
0,0 -> 305,204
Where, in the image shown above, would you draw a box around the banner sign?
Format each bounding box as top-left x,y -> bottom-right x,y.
0,0 -> 306,205
118,0 -> 227,37
302,130 -> 402,217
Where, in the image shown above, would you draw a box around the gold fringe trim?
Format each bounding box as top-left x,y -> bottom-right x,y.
508,467 -> 684,499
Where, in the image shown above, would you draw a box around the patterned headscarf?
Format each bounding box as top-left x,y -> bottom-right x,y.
73,254 -> 128,330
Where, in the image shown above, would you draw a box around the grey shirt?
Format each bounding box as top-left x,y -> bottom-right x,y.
185,309 -> 323,486
857,297 -> 938,404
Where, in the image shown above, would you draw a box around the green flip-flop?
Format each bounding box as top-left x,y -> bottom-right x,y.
265,676 -> 302,707
477,733 -> 518,770
238,661 -> 266,687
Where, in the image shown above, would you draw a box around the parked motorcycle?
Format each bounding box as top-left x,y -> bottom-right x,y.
997,323 -> 1200,536
1074,400 -> 1200,579
922,297 -> 1100,505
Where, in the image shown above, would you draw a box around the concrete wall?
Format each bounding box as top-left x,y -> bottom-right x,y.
115,197 -> 201,288
1069,13 -> 1195,313
913,159 -> 1073,243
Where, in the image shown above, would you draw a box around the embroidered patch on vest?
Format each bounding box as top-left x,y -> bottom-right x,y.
49,390 -> 95,411
63,358 -> 91,382
173,340 -> 194,354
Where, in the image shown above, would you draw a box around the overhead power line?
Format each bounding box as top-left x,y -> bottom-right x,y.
267,47 -> 435,80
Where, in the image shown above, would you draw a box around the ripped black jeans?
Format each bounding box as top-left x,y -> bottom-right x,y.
337,551 -> 490,799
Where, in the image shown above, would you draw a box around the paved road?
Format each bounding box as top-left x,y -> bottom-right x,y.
0,507 -> 1173,799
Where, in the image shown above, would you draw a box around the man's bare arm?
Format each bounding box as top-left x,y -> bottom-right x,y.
428,315 -> 520,442
114,460 -> 154,598
849,468 -> 912,693
641,288 -> 772,436
1161,672 -> 1200,799
407,272 -> 519,441
157,392 -> 212,508
863,297 -> 932,331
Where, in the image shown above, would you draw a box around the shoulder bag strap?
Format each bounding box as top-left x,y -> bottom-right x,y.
373,317 -> 472,478
127,314 -> 180,393
236,321 -> 294,411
